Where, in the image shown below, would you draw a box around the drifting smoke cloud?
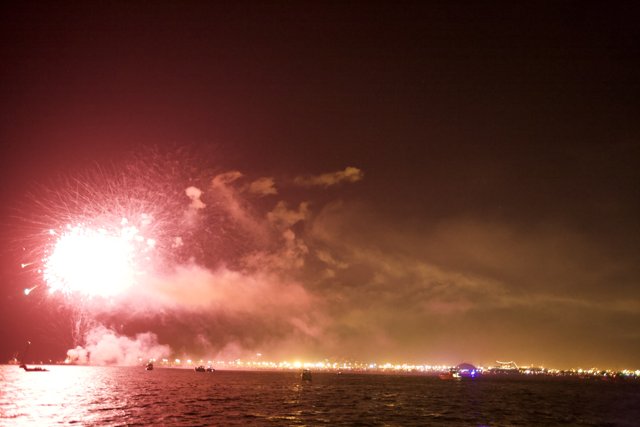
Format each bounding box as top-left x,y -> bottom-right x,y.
136,264 -> 314,314
209,171 -> 269,243
50,163 -> 364,364
294,166 -> 363,187
66,325 -> 170,365
185,186 -> 206,210
248,177 -> 278,196
36,157 -> 639,368
267,201 -> 310,229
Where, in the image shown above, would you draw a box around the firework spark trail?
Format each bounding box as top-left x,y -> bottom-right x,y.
16,152 -> 205,339
23,285 -> 38,295
27,151 -> 257,273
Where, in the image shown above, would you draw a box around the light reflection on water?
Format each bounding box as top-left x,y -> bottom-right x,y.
1,365 -> 129,425
1,365 -> 639,426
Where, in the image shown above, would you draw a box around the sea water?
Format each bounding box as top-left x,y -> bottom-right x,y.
1,365 -> 638,426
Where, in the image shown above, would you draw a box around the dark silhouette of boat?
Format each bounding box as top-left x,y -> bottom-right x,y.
195,365 -> 215,372
145,362 -> 154,370
18,341 -> 48,371
301,369 -> 312,381
20,364 -> 48,372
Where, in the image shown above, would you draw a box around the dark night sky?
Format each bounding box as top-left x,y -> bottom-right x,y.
1,1 -> 639,368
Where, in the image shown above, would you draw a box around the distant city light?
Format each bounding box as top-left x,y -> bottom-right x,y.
114,357 -> 638,380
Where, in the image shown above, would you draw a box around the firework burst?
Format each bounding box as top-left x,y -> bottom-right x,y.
43,219 -> 156,297
20,147 -> 264,302
15,150 -> 183,299
14,147 -> 302,361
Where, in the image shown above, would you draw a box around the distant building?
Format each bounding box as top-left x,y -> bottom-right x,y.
488,360 -> 519,374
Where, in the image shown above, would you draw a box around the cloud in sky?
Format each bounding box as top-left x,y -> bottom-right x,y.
208,171 -> 269,244
294,166 -> 364,188
300,200 -> 640,366
185,186 -> 206,210
247,177 -> 277,196
267,201 -> 309,229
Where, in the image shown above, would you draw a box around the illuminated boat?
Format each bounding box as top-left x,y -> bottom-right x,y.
439,363 -> 479,380
456,363 -> 479,378
438,370 -> 460,380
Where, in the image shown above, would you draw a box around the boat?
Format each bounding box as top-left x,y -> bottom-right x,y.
438,370 -> 460,380
206,366 -> 215,372
301,368 -> 312,381
195,365 -> 206,372
18,341 -> 48,371
145,362 -> 154,370
455,363 -> 479,378
20,364 -> 48,372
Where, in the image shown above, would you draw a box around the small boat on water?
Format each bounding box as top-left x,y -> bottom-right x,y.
439,363 -> 479,380
438,370 -> 460,380
145,362 -> 154,371
18,342 -> 47,371
20,364 -> 48,372
195,365 -> 215,372
301,369 -> 312,381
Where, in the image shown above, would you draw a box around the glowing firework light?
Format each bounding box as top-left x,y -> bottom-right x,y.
16,148 -> 317,362
17,151 -> 186,299
43,218 -> 156,298
13,149 -> 210,348
22,148 -> 256,301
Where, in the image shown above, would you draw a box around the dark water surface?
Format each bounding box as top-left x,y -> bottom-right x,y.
1,365 -> 638,426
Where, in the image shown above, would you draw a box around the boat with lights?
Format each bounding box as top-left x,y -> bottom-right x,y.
438,370 -> 460,380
